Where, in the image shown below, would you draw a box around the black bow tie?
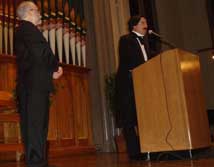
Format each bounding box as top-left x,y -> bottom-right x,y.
136,36 -> 144,45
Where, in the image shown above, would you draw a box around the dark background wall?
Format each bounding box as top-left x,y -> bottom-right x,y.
207,0 -> 214,47
129,0 -> 161,55
156,0 -> 213,110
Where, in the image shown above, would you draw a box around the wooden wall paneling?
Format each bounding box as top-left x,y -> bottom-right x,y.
0,56 -> 95,156
7,63 -> 16,90
3,0 -> 9,55
85,73 -> 94,146
71,72 -> 88,146
3,121 -> 19,143
0,63 -> 8,90
0,56 -> 20,153
48,94 -> 58,142
65,74 -> 75,144
82,72 -> 93,146
0,56 -> 4,144
79,73 -> 89,145
0,58 -> 16,91
0,122 -> 3,143
54,74 -> 75,146
47,65 -> 94,152
71,72 -> 80,146
0,0 -> 3,54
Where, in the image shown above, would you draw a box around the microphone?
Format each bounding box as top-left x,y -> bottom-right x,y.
148,30 -> 162,38
148,30 -> 176,49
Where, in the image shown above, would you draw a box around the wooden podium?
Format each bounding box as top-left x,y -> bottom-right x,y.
132,49 -> 211,153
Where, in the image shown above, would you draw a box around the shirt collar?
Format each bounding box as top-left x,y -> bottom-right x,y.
132,31 -> 144,37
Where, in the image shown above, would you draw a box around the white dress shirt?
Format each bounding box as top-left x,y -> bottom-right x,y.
132,31 -> 148,62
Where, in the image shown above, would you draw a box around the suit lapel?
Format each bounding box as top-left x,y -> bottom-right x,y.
130,33 -> 144,58
130,32 -> 150,62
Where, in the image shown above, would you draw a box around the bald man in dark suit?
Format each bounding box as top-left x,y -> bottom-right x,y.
15,2 -> 63,167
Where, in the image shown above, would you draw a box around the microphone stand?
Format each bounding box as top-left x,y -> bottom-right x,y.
159,38 -> 176,49
149,30 -> 176,49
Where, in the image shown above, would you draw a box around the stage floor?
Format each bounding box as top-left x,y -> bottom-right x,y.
1,152 -> 214,167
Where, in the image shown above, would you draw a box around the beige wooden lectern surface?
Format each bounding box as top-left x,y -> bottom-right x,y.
132,49 -> 211,153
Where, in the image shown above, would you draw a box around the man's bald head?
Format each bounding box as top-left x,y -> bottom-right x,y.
16,1 -> 41,25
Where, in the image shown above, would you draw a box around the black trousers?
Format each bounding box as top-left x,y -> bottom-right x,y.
18,89 -> 50,167
123,126 -> 141,159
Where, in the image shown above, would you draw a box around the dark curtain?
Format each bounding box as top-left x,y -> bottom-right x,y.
207,0 -> 214,48
129,0 -> 161,54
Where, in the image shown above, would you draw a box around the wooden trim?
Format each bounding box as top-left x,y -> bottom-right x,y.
49,139 -> 76,147
0,55 -> 91,73
0,143 -> 23,152
78,139 -> 89,146
0,55 -> 16,64
0,112 -> 20,122
48,146 -> 96,158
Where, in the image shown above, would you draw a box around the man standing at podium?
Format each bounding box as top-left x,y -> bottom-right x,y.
116,15 -> 154,160
15,1 -> 63,167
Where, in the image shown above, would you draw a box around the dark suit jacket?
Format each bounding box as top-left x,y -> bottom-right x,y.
115,32 -> 154,128
15,20 -> 58,93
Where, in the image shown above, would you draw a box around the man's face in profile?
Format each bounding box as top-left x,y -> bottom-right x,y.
29,4 -> 42,25
133,17 -> 148,35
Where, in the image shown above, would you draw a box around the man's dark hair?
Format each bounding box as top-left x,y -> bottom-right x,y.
128,15 -> 145,32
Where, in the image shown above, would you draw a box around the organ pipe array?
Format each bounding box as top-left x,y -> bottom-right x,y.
0,0 -> 87,67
